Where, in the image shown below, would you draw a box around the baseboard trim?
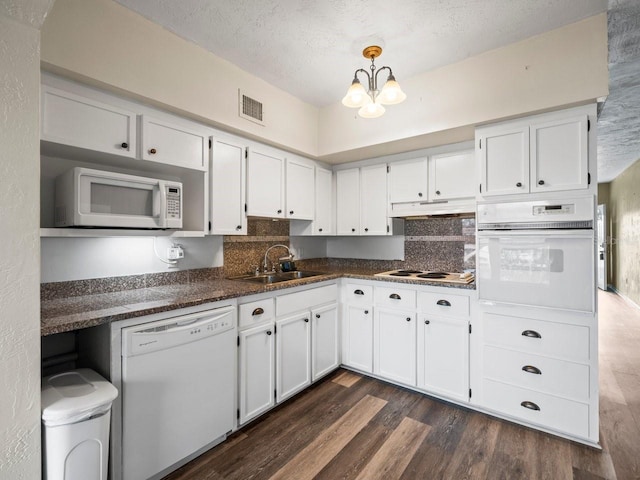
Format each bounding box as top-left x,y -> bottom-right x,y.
608,286 -> 640,310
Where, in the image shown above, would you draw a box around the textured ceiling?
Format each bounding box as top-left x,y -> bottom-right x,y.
114,0 -> 607,107
597,0 -> 640,182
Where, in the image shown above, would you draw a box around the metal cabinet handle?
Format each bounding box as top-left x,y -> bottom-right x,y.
435,190 -> 441,195
304,318 -> 309,323
436,299 -> 451,307
364,228 -> 369,232
149,148 -> 157,154
266,330 -> 272,336
520,401 -> 540,411
522,365 -> 542,375
351,228 -> 356,232
418,192 -> 423,197
121,142 -> 128,149
522,330 -> 542,339
354,289 -> 364,295
316,314 -> 321,319
516,182 -> 522,187
389,293 -> 401,300
236,225 -> 242,230
277,209 -> 282,214
319,228 -> 323,232
252,308 -> 264,316
406,317 -> 411,322
289,210 -> 294,215
538,180 -> 545,185
424,320 -> 430,324
364,310 -> 369,314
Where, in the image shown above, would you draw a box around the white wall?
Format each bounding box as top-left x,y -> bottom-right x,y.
41,236 -> 224,283
0,3 -> 53,477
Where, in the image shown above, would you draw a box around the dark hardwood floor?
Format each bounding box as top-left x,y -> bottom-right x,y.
164,291 -> 640,480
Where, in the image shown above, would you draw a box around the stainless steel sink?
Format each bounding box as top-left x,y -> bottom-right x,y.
233,270 -> 325,284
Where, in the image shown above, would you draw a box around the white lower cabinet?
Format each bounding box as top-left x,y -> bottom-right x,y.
311,304 -> 339,381
374,308 -> 417,386
342,304 -> 374,373
238,322 -> 275,425
417,316 -> 469,402
276,312 -> 312,402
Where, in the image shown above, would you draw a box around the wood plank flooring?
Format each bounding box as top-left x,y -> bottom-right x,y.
164,291 -> 640,480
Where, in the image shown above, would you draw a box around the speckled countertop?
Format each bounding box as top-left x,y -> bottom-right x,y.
41,268 -> 474,336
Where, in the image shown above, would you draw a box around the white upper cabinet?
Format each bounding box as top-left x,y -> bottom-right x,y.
388,158 -> 428,203
285,158 -> 315,220
360,164 -> 389,235
479,125 -> 530,196
140,115 -> 208,171
210,138 -> 246,235
336,168 -> 361,235
478,108 -> 591,197
314,167 -> 334,235
530,115 -> 589,193
246,148 -> 285,218
429,150 -> 476,200
41,85 -> 136,158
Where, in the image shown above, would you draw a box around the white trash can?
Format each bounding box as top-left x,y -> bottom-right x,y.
41,368 -> 119,480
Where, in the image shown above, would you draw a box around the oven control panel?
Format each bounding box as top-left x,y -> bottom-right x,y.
532,204 -> 575,216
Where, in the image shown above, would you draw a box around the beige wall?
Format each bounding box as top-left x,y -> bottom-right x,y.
41,0 -> 319,157
607,159 -> 640,306
41,0 -> 608,163
597,183 -> 612,286
0,12 -> 46,480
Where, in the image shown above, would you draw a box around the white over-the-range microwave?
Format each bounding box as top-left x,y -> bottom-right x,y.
55,167 -> 183,229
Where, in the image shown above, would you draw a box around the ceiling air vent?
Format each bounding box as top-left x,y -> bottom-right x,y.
239,89 -> 265,126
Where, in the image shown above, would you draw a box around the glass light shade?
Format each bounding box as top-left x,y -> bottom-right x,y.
342,80 -> 371,108
358,101 -> 385,118
378,77 -> 407,105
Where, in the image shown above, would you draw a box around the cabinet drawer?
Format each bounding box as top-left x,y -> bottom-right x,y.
374,286 -> 416,310
482,379 -> 590,439
419,291 -> 469,317
483,313 -> 590,362
239,298 -> 275,329
345,283 -> 373,304
276,284 -> 338,317
483,346 -> 590,401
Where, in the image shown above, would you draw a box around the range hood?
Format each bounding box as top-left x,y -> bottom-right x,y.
389,198 -> 476,218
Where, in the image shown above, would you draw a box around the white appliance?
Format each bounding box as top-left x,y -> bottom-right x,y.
374,270 -> 474,284
476,196 -> 596,313
120,306 -> 235,480
55,167 -> 182,229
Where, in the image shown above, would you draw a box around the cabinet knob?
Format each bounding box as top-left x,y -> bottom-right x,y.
290,210 -> 294,215
318,228 -> 323,232
435,190 -> 441,195
364,310 -> 369,314
521,330 -> 542,339
304,318 -> 309,323
266,330 -> 272,336
436,299 -> 451,307
418,192 -> 423,197
316,314 -> 321,318
277,209 -> 282,214
406,317 -> 411,322
538,180 -> 545,185
522,365 -> 542,375
351,228 -> 356,232
520,401 -> 540,411
364,228 -> 369,232
389,293 -> 401,300
354,289 -> 364,295
252,307 -> 264,316
149,148 -> 157,154
424,320 -> 430,325
516,182 -> 522,187
236,225 -> 242,230
121,142 -> 128,149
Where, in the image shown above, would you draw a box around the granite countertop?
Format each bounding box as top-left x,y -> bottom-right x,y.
41,269 -> 474,336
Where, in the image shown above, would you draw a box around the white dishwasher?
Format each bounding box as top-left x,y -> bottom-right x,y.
121,305 -> 236,480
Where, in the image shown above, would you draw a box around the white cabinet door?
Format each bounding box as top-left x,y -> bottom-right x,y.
246,148 -> 285,218
479,125 -> 529,196
210,138 -> 246,235
429,150 -> 476,200
239,322 -> 275,425
311,304 -> 339,381
286,159 -> 315,220
140,115 -> 208,170
41,85 -> 136,158
530,115 -> 589,193
417,316 -> 469,402
388,157 -> 428,203
374,308 -> 417,386
276,312 -> 311,402
342,305 -> 373,373
314,167 -> 334,235
336,168 -> 360,235
360,164 -> 388,235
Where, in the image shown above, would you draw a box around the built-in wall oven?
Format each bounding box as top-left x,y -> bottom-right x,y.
476,196 -> 596,313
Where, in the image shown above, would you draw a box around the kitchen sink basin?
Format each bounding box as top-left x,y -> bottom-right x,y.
233,270 -> 325,284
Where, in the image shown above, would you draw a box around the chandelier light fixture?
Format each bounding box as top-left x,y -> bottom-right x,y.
342,45 -> 407,118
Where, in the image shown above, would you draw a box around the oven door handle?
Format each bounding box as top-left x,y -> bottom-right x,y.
477,229 -> 593,238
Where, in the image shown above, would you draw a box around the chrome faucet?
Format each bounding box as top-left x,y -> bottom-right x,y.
263,244 -> 293,272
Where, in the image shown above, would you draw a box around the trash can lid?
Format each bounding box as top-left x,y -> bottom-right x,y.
42,368 -> 119,427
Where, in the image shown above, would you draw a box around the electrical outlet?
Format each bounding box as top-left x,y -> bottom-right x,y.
167,245 -> 184,260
